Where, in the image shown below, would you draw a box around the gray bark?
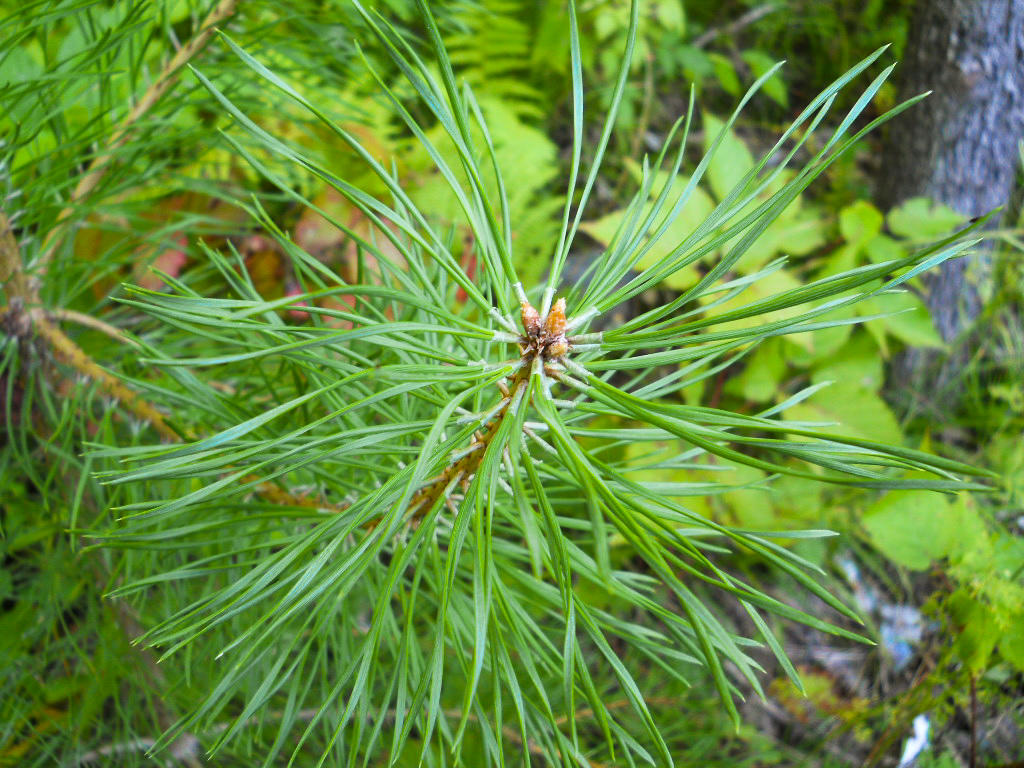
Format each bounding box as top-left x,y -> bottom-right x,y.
878,0 -> 1024,409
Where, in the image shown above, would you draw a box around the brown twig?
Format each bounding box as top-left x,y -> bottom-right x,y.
692,4 -> 777,49
2,0 -> 240,438
6,206 -> 182,438
9,206 -> 346,513
9,247 -> 329,520
34,313 -> 182,440
399,298 -> 573,527
33,0 -> 239,280
403,362 -> 530,523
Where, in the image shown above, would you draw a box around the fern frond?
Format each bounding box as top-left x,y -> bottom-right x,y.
447,0 -> 544,119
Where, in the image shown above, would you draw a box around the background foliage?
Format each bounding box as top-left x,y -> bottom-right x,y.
1,0 -> 1021,766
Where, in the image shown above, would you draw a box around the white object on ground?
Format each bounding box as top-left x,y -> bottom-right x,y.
897,714 -> 930,767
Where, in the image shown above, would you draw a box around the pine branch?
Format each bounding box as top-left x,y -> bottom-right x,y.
6,205 -> 349,509
34,315 -> 182,440
404,297 -> 572,522
67,701 -> 639,768
5,208 -> 183,439
47,7 -> 990,764
32,0 -> 239,281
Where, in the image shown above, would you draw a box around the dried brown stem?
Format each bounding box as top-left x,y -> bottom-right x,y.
405,359 -> 533,523
6,205 -> 183,438
34,313 -> 182,441
3,6 -> 324,503
9,205 -> 327,512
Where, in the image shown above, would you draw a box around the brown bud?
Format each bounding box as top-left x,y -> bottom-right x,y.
520,301 -> 541,336
544,298 -> 567,337
545,338 -> 569,359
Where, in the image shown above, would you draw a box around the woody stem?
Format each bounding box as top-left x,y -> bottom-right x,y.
406,352 -> 535,523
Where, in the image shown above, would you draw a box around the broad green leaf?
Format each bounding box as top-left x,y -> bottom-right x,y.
709,52 -> 741,96
734,199 -> 825,274
770,475 -> 825,526
721,465 -> 776,529
725,338 -> 786,403
741,50 -> 787,108
887,197 -> 965,240
998,615 -> 1024,673
949,590 -> 999,672
861,490 -> 956,570
653,0 -> 685,32
943,494 -> 989,561
810,331 -> 884,392
864,233 -> 906,264
859,290 -> 943,349
702,113 -> 755,202
781,307 -> 856,367
839,200 -> 884,246
786,383 -> 902,445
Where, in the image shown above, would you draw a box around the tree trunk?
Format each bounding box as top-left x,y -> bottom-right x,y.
877,0 -> 1024,412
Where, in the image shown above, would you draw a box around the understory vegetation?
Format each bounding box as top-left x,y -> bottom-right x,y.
1,1 -> 1021,766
